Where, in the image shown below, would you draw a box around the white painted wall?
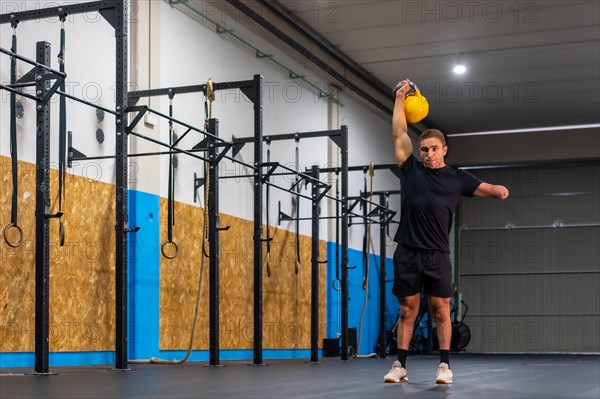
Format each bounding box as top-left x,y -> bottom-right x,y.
339,90 -> 400,252
0,2 -> 118,185
0,0 -> 396,253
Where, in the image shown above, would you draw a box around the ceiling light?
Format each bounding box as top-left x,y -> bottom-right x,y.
453,54 -> 466,74
453,63 -> 466,74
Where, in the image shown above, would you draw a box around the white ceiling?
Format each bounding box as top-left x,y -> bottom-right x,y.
272,0 -> 600,134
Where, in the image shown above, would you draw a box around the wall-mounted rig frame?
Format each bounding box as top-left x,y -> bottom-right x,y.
0,0 -> 129,374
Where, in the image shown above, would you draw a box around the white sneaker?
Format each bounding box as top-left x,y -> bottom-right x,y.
435,362 -> 453,384
384,360 -> 408,383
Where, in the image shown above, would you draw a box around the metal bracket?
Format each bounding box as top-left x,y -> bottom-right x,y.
67,131 -> 87,167
240,86 -> 254,103
126,105 -> 148,133
45,211 -> 64,219
231,136 -> 246,157
99,8 -> 116,29
36,72 -> 66,106
192,138 -> 208,151
261,162 -> 279,183
277,201 -> 292,225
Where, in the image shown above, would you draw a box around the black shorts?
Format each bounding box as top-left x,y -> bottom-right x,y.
391,244 -> 453,298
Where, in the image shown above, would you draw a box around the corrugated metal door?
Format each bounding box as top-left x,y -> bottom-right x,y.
457,162 -> 599,353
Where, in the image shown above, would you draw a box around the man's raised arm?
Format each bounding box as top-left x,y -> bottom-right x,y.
393,80 -> 414,166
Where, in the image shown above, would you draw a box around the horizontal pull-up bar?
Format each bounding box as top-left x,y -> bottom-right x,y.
266,181 -> 313,202
348,215 -> 398,226
364,189 -> 402,196
348,195 -> 395,210
347,196 -> 396,220
69,148 -> 211,162
233,128 -> 344,144
279,208 -> 385,225
269,162 -> 328,188
320,163 -> 400,174
0,47 -> 66,78
220,171 -> 298,180
56,90 -> 118,116
0,86 -> 118,118
220,162 -> 329,198
129,131 -> 210,163
127,105 -> 225,144
0,83 -> 39,101
231,126 -> 347,157
128,79 -> 256,101
6,81 -> 35,89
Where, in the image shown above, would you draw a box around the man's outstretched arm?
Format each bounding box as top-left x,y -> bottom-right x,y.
473,182 -> 509,199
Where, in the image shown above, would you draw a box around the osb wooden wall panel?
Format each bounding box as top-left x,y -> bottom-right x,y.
1,156 -> 115,352
160,199 -> 326,350
158,197 -> 209,350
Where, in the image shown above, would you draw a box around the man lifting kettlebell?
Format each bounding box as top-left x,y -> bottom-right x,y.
384,79 -> 509,384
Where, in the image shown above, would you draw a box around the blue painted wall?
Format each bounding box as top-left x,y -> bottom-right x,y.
128,190 -> 161,361
326,243 -> 399,356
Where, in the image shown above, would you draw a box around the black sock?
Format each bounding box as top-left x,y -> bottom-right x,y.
397,349 -> 408,368
440,349 -> 450,366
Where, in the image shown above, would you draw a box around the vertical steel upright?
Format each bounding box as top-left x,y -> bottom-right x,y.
253,75 -> 264,365
114,0 -> 129,370
340,126 -> 350,360
207,118 -> 220,366
34,41 -> 51,375
310,165 -> 320,362
378,192 -> 387,358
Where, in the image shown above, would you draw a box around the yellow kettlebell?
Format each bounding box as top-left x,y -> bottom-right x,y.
393,81 -> 429,124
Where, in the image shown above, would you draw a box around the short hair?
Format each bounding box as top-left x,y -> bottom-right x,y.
419,129 -> 446,147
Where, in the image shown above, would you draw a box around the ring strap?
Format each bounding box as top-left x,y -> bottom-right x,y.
10,30 -> 18,225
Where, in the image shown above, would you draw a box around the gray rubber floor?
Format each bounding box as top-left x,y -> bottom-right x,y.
1,354 -> 598,398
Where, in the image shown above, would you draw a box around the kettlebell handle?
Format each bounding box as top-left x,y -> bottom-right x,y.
393,81 -> 420,96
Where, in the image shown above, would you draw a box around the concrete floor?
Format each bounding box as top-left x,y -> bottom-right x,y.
1,354 -> 599,398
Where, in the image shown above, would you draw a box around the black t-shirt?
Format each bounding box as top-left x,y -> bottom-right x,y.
393,154 -> 482,252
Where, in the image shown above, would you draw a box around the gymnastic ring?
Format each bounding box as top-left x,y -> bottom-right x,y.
347,345 -> 356,358
332,278 -> 342,292
161,240 -> 178,259
59,221 -> 66,247
3,223 -> 23,248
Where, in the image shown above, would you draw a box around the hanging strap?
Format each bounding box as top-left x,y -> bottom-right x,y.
362,163 -> 375,290
57,17 -> 67,246
10,28 -> 17,225
167,96 -> 175,242
161,95 -> 178,259
361,168 -> 368,287
294,138 -> 301,274
332,171 -> 341,291
385,193 -> 394,246
265,140 -> 271,277
4,25 -> 23,248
